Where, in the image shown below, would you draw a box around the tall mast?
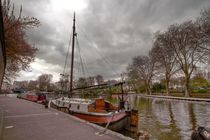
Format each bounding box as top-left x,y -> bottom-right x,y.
69,12 -> 76,96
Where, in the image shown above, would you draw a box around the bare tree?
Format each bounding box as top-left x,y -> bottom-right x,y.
127,53 -> 156,95
152,32 -> 178,95
59,74 -> 69,91
37,74 -> 53,91
2,0 -> 40,82
18,80 -> 28,89
199,8 -> 210,38
86,76 -> 95,86
126,67 -> 144,93
77,77 -> 87,88
166,21 -> 209,97
95,75 -> 104,85
28,80 -> 38,90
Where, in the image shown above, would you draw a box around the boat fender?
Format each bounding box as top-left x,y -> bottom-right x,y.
44,100 -> 49,108
191,127 -> 210,140
130,109 -> 138,127
137,130 -> 151,140
124,101 -> 130,111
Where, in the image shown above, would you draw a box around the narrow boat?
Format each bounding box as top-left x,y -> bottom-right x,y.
50,13 -> 135,131
18,91 -> 46,104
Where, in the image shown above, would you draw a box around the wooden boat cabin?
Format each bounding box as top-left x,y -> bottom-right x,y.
53,97 -> 118,113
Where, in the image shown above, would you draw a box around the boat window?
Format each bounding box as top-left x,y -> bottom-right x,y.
77,105 -> 80,110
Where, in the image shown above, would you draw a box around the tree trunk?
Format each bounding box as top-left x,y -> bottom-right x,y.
149,83 -> 152,95
165,71 -> 171,96
149,88 -> 152,95
144,81 -> 151,95
148,83 -> 152,95
146,88 -> 151,95
145,84 -> 150,95
166,79 -> 170,96
184,76 -> 190,97
145,87 -> 149,95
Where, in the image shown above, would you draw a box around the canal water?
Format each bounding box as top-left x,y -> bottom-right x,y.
121,95 -> 210,140
7,93 -> 210,139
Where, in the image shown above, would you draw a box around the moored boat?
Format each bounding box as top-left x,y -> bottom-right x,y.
18,91 -> 46,104
50,97 -> 130,131
50,13 -> 136,132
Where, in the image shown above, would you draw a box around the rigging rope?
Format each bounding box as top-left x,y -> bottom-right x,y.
75,52 -> 81,79
60,30 -> 72,93
63,31 -> 73,75
76,36 -> 86,78
76,23 -> 120,78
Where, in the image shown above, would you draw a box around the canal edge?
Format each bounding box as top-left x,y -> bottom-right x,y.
48,107 -> 134,140
137,94 -> 210,103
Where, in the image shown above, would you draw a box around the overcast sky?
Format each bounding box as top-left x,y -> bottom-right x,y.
13,0 -> 210,82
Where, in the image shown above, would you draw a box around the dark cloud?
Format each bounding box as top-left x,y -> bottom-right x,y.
13,0 -> 210,81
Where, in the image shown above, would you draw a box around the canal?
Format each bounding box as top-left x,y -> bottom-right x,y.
7,93 -> 210,139
121,95 -> 210,140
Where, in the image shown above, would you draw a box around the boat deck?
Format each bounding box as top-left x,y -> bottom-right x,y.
0,95 -> 133,140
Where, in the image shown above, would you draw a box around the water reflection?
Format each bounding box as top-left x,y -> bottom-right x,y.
125,96 -> 210,140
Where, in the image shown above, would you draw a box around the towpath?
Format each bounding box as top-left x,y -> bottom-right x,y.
0,95 -> 133,140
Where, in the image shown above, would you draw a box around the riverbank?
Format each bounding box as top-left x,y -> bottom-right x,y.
0,95 -> 133,140
137,94 -> 210,103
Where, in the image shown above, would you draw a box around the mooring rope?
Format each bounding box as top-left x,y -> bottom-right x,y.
95,111 -> 115,136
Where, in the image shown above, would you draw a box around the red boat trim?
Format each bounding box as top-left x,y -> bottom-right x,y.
51,101 -> 129,124
72,111 -> 128,124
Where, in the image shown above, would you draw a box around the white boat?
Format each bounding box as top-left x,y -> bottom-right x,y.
50,97 -> 130,131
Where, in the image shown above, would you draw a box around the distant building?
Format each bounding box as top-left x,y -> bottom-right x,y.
13,81 -> 28,89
